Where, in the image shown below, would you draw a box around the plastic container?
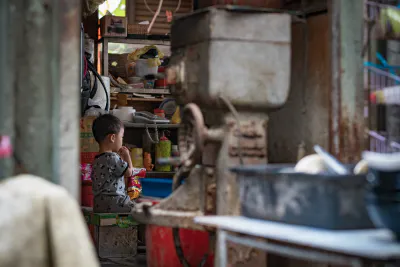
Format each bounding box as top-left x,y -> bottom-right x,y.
144,79 -> 155,89
231,164 -> 373,230
363,152 -> 400,239
140,178 -> 173,198
111,107 -> 136,122
127,76 -> 142,84
135,59 -> 158,78
154,108 -> 165,118
155,135 -> 171,172
131,148 -> 144,168
146,224 -> 214,267
155,79 -> 167,88
144,197 -> 214,267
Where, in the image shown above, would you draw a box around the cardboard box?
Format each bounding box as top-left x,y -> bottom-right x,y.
80,116 -> 99,164
82,208 -> 138,258
100,15 -> 127,38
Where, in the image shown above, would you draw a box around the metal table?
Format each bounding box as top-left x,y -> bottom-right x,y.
195,216 -> 400,267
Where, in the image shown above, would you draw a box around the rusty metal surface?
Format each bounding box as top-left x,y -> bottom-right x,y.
217,113 -> 269,216
268,13 -> 330,163
214,113 -> 268,267
330,0 -> 364,163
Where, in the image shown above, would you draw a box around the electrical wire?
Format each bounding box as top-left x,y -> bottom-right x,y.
86,59 -> 109,111
147,0 -> 164,34
143,0 -> 182,34
83,55 -> 88,78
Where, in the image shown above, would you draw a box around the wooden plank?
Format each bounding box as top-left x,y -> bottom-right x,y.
135,3 -> 192,11
129,27 -> 170,35
99,37 -> 170,46
131,20 -> 171,29
135,8 -> 192,16
135,13 -> 188,21
135,0 -> 192,7
111,96 -> 165,102
127,0 -> 136,24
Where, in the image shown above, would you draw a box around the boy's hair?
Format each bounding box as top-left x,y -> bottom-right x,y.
92,114 -> 124,143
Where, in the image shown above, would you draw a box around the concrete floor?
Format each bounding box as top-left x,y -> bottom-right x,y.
100,254 -> 147,267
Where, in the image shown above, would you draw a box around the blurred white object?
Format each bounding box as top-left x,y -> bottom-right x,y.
314,145 -> 349,175
0,175 -> 99,267
362,151 -> 400,171
354,159 -> 369,175
294,154 -> 327,174
111,106 -> 136,122
135,59 -> 158,78
88,76 -> 110,111
84,107 -> 106,117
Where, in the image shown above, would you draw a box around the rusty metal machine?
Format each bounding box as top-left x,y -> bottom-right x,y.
132,6 -> 292,266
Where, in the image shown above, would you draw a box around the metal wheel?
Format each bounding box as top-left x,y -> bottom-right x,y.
178,103 -> 205,168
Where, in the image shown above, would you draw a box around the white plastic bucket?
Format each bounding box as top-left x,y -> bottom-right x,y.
135,59 -> 158,77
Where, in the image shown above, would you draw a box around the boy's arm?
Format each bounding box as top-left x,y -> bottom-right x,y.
118,147 -> 133,188
123,159 -> 133,189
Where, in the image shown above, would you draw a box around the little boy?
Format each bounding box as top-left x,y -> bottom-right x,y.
91,114 -> 135,213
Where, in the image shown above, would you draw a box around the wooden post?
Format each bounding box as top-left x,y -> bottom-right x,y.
0,0 -> 81,200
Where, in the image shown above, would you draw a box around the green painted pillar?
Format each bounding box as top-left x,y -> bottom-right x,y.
0,0 -> 81,200
330,0 -> 365,163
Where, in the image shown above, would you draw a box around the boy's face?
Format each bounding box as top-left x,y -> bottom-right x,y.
109,128 -> 124,152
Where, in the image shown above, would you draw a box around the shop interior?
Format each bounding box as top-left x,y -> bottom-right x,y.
1,0 -> 400,267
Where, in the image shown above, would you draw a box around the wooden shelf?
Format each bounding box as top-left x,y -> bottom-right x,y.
99,37 -> 170,46
124,122 -> 180,129
110,96 -> 165,102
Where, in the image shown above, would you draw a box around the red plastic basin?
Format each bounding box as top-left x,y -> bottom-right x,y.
141,197 -> 214,267
146,225 -> 214,267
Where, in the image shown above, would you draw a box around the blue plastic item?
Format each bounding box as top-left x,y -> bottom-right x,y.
364,52 -> 400,85
140,178 -> 173,198
366,193 -> 400,240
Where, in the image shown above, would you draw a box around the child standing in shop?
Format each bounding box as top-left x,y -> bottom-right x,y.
91,114 -> 135,213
